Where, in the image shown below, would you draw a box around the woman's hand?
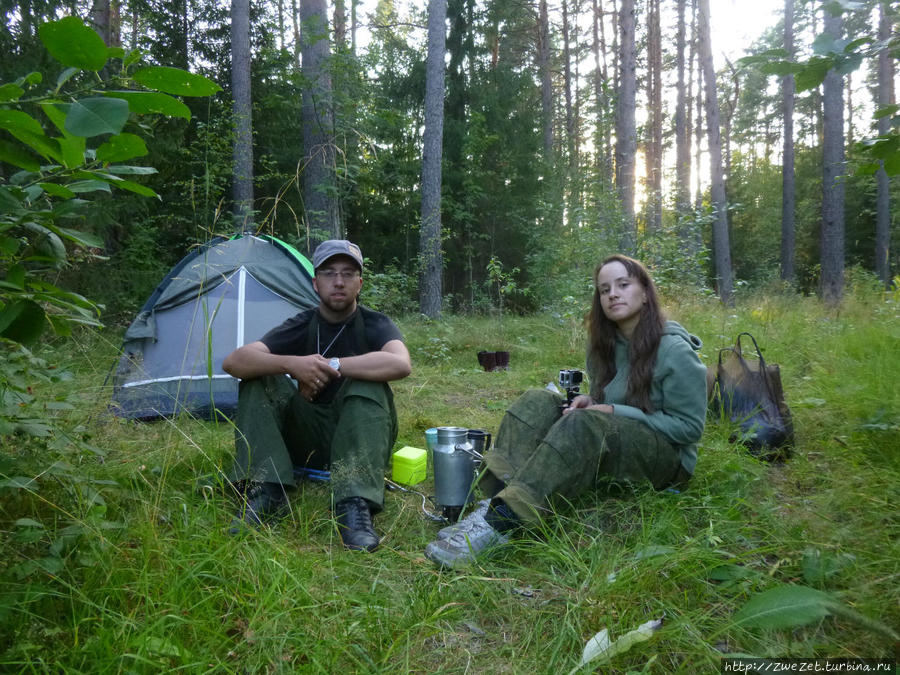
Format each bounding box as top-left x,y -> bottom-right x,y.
562,395 -> 614,415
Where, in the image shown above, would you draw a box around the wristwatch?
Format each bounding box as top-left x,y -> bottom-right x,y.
328,357 -> 341,372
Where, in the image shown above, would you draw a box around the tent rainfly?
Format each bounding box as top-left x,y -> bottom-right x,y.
111,234 -> 319,420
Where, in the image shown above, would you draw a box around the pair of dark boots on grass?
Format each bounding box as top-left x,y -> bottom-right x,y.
229,481 -> 380,552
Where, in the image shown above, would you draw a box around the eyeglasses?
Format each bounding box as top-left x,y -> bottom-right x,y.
316,269 -> 360,280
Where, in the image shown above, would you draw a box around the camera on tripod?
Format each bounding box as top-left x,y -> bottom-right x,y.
558,369 -> 584,409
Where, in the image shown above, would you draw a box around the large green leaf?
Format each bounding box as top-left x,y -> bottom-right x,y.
39,183 -> 76,199
795,58 -> 831,92
103,165 -> 157,176
131,66 -> 221,97
0,300 -> 46,345
0,138 -> 40,171
65,97 -> 130,137
67,179 -> 112,194
55,227 -> 103,248
38,17 -> 108,71
96,133 -> 148,162
733,585 -> 834,630
8,128 -> 62,163
104,90 -> 191,120
0,110 -> 44,136
110,177 -> 158,198
57,134 -> 87,169
0,83 -> 25,102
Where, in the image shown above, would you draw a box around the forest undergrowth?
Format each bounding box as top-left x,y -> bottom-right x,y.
0,284 -> 898,673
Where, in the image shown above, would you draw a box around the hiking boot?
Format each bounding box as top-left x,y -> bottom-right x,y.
436,499 -> 491,540
425,511 -> 509,568
335,497 -> 379,552
228,481 -> 289,535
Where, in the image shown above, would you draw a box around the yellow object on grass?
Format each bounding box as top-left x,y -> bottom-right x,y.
392,446 -> 427,485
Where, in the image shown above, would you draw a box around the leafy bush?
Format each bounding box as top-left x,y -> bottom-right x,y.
0,16 -> 219,443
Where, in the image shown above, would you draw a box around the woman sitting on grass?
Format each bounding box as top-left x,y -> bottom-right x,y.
425,254 -> 708,567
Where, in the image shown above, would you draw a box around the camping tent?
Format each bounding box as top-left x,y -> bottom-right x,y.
111,234 -> 318,420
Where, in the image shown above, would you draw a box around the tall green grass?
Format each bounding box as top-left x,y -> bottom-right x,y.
1,286 -> 897,672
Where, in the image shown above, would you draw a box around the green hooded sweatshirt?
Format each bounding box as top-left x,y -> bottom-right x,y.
587,320 -> 707,475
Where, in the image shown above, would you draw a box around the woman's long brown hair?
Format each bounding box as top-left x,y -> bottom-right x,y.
587,254 -> 665,412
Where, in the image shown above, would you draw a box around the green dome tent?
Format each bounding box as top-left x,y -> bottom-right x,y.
111,234 -> 318,420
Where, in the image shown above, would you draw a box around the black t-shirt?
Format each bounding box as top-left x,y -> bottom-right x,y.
261,305 -> 403,359
260,305 -> 403,403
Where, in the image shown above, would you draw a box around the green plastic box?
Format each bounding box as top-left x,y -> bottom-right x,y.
392,446 -> 427,485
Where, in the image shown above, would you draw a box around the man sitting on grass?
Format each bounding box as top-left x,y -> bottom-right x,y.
223,239 -> 412,551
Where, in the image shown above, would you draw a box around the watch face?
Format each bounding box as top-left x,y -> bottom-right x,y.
329,358 -> 340,370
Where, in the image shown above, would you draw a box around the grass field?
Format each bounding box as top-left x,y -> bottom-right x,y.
1,285 -> 898,673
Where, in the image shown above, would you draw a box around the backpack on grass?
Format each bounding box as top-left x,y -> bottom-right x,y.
709,332 -> 794,461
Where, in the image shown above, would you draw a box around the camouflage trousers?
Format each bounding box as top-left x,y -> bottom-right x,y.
480,389 -> 688,522
228,375 -> 398,510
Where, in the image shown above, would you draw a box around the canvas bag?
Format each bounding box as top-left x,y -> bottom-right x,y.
710,332 -> 794,460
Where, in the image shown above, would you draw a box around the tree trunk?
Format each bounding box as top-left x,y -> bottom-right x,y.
875,0 -> 894,287
538,0 -> 553,159
419,0 -> 446,318
697,0 -> 734,303
90,0 -> 121,48
562,0 -> 577,223
819,8 -> 845,306
334,0 -> 346,51
593,0 -> 612,184
615,0 -> 636,249
674,0 -> 690,214
291,0 -> 301,69
645,0 -> 662,230
300,0 -> 340,244
780,0 -> 796,284
231,0 -> 254,230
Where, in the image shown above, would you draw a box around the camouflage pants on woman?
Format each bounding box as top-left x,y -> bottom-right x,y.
480,389 -> 688,522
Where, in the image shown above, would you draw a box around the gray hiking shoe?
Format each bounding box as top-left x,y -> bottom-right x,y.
436,499 -> 491,540
425,510 -> 509,568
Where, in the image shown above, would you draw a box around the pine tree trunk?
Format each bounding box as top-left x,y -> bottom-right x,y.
562,0 -> 577,223
539,0 -> 553,159
645,0 -> 662,231
819,9 -> 845,306
875,1 -> 894,287
674,0 -> 690,214
419,0 -> 446,318
300,0 -> 340,243
780,0 -> 796,284
697,0 -> 734,303
333,0 -> 346,51
231,0 -> 254,229
615,0 -> 636,249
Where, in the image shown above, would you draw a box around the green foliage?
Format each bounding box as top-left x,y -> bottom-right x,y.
362,263 -> 419,317
0,16 -> 219,443
743,1 -> 900,175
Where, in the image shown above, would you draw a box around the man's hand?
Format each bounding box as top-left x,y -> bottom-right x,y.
285,354 -> 339,401
223,341 -> 338,400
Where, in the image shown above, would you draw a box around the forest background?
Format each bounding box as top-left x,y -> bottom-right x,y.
1,0 -> 897,328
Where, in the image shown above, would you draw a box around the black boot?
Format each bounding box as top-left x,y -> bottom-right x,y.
334,497 -> 379,552
229,481 -> 288,535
